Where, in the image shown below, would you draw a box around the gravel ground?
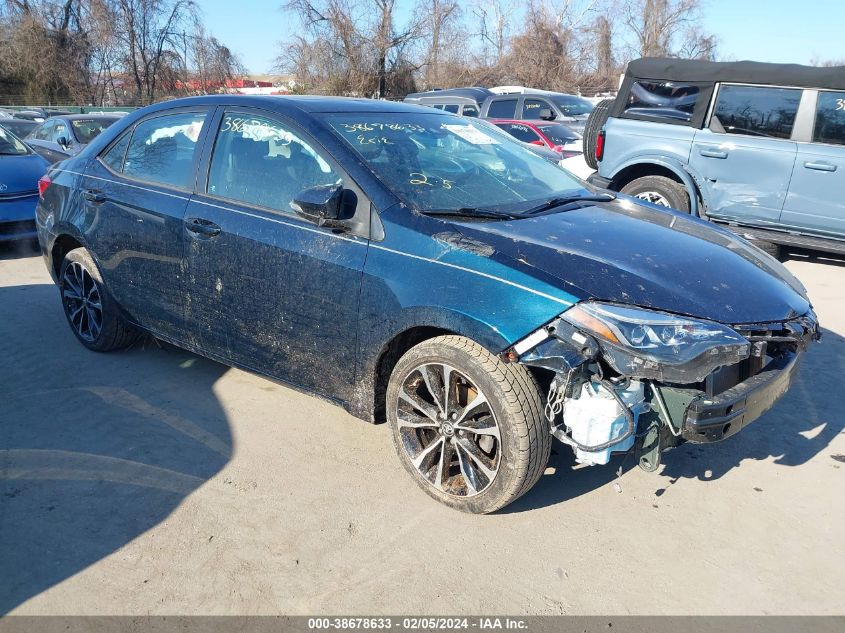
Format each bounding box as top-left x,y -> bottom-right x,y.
1,242 -> 843,615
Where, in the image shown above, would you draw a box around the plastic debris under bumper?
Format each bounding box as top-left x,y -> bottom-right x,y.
682,352 -> 800,443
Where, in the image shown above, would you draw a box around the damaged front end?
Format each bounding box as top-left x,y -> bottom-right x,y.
509,302 -> 821,472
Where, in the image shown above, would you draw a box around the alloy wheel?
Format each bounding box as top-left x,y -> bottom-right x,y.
62,261 -> 103,342
395,363 -> 501,497
634,191 -> 671,207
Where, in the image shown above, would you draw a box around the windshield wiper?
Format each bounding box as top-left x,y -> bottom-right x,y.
519,193 -> 616,216
421,207 -> 521,220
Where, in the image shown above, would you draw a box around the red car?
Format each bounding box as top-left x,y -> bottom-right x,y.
490,119 -> 582,158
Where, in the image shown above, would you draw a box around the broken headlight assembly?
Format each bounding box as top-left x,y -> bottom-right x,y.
560,302 -> 751,383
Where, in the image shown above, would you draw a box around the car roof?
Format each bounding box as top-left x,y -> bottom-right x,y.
628,56 -> 845,90
135,94 -> 442,116
404,87 -> 493,103
54,113 -> 123,121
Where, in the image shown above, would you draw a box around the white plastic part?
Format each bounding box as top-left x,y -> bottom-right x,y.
564,380 -> 645,466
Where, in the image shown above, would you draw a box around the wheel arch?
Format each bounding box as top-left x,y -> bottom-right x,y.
348,308 -> 518,424
50,232 -> 86,280
608,158 -> 703,216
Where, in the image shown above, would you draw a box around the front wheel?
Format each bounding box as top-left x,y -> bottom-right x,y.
387,335 -> 550,514
621,175 -> 690,212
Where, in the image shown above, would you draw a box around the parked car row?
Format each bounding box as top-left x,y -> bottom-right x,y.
0,111 -> 124,243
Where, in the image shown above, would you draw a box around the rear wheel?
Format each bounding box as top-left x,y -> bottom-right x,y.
387,335 -> 550,514
59,247 -> 138,352
621,175 -> 690,213
583,98 -> 615,170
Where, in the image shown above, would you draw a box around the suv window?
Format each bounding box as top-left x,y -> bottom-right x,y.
101,130 -> 131,172
207,112 -> 340,215
122,112 -> 206,188
442,104 -> 459,114
624,81 -> 699,122
462,105 -> 479,117
495,122 -> 541,144
712,85 -> 801,139
487,99 -> 518,118
522,99 -> 550,119
813,91 -> 845,146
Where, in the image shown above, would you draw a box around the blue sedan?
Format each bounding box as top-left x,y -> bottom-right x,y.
0,126 -> 49,242
35,96 -> 819,512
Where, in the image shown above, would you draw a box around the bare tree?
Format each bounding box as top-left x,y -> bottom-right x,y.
622,0 -> 715,60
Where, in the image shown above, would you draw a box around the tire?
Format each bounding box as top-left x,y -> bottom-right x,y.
387,335 -> 550,514
583,98 -> 615,170
620,175 -> 690,213
59,247 -> 138,352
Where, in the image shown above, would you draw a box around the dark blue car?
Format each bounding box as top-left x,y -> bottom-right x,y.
0,125 -> 49,242
35,96 -> 820,513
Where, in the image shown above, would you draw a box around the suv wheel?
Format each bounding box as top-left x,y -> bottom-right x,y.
583,98 -> 615,170
621,175 -> 690,212
59,247 -> 138,352
387,335 -> 550,514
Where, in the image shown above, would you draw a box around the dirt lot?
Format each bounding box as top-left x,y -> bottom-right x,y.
1,243 -> 843,615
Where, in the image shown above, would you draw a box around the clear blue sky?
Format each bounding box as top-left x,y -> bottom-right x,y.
198,0 -> 845,75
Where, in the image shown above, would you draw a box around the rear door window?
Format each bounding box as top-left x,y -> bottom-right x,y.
624,81 -> 700,122
206,112 -> 341,216
813,91 -> 845,145
495,122 -> 541,144
122,111 -> 206,189
487,99 -> 518,118
521,98 -> 551,119
712,85 -> 801,139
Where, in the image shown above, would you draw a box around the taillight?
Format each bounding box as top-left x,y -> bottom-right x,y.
595,130 -> 605,163
38,175 -> 51,199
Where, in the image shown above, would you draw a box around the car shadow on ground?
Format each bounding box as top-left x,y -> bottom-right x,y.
0,239 -> 40,261
0,282 -> 233,614
505,326 -> 845,514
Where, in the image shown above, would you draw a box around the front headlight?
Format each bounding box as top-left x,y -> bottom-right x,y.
560,302 -> 751,382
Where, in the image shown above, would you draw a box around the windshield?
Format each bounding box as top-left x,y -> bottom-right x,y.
551,95 -> 594,116
324,112 -> 585,213
0,126 -> 29,155
536,123 -> 581,145
71,118 -> 116,144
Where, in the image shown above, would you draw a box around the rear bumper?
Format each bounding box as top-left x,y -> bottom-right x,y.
682,352 -> 800,443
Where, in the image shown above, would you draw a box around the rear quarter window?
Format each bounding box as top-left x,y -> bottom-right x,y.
712,85 -> 801,139
623,81 -> 700,122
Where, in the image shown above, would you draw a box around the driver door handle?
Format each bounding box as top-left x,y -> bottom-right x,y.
699,148 -> 728,159
83,189 -> 106,203
185,217 -> 221,237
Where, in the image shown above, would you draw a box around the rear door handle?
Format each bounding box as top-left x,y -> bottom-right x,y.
804,161 -> 837,172
83,189 -> 106,203
185,217 -> 221,237
699,149 -> 728,159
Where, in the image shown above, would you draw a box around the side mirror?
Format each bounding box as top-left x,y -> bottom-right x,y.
291,184 -> 355,227
56,136 -> 69,149
539,108 -> 555,121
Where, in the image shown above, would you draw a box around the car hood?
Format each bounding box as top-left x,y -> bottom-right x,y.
452,198 -> 811,324
0,153 -> 49,194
